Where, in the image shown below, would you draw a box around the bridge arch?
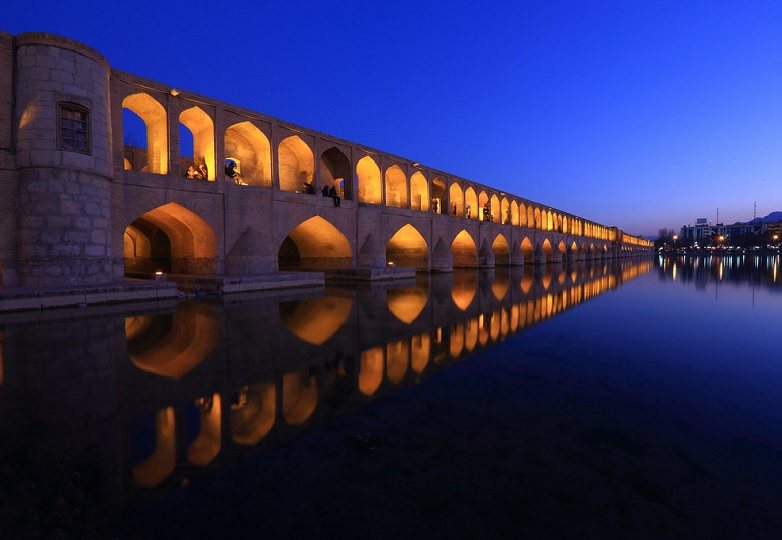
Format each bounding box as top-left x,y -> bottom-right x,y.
180,106 -> 215,180
122,92 -> 168,174
410,171 -> 429,211
124,202 -> 217,276
490,194 -> 500,223
225,121 -> 272,188
465,187 -> 478,220
491,233 -> 510,266
452,229 -> 477,267
385,164 -> 408,208
386,224 -> 429,269
521,237 -> 534,261
320,146 -> 352,200
357,155 -> 381,204
449,183 -> 464,217
278,135 -> 314,193
431,177 -> 446,214
278,216 -> 352,269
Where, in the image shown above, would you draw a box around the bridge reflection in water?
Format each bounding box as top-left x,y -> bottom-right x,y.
0,258 -> 652,534
123,260 -> 652,491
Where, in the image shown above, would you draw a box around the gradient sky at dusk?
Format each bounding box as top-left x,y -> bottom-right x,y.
6,1 -> 782,237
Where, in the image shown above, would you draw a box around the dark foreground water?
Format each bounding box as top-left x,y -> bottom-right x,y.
1,255 -> 781,539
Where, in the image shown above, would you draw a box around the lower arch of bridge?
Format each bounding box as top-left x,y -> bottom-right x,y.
386,224 -> 428,269
452,230 -> 477,267
521,237 -> 534,261
124,202 -> 217,277
278,216 -> 353,270
491,234 -> 510,265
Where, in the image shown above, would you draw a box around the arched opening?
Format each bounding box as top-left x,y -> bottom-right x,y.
492,234 -> 510,266
519,203 -> 528,227
465,187 -> 478,220
278,216 -> 352,270
432,177 -> 447,214
449,183 -> 464,216
410,171 -> 429,211
521,237 -> 534,262
180,106 -> 215,180
386,224 -> 428,269
541,239 -> 553,262
357,155 -> 381,204
320,147 -> 352,201
534,207 -> 542,229
122,93 -> 168,174
384,164 -> 408,208
478,191 -> 490,221
224,121 -> 272,187
452,230 -> 477,267
124,202 -> 217,277
278,135 -> 314,192
490,194 -> 500,223
527,205 -> 535,228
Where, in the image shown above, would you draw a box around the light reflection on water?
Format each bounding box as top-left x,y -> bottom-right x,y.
3,256 -> 782,538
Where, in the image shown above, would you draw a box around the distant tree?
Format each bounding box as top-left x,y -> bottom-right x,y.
654,228 -> 676,250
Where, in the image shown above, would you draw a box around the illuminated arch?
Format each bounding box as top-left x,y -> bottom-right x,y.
431,177 -> 447,214
385,164 -> 408,208
122,93 -> 168,174
386,224 -> 429,269
546,210 -> 553,231
465,187 -> 478,220
180,106 -> 215,180
534,207 -> 542,229
527,205 -> 535,228
124,202 -> 217,276
321,147 -> 352,201
449,183 -> 464,216
357,156 -> 381,204
224,121 -> 272,187
540,238 -> 553,262
491,233 -> 510,266
278,216 -> 353,269
278,135 -> 314,192
478,191 -> 489,221
490,194 -> 500,223
510,200 -> 519,226
452,229 -> 478,267
410,171 -> 429,211
519,203 -> 528,227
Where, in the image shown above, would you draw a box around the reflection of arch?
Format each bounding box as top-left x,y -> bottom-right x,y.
452,230 -> 477,267
449,322 -> 465,357
386,224 -> 428,269
411,333 -> 430,373
187,393 -> 221,466
279,135 -> 314,192
225,121 -> 272,187
449,183 -> 464,216
359,347 -> 384,396
180,106 -> 215,180
126,306 -> 218,379
492,271 -> 509,300
279,295 -> 352,345
385,164 -> 408,208
386,340 -> 408,384
465,318 -> 478,351
321,147 -> 352,200
279,216 -> 353,269
122,93 -> 168,174
231,382 -> 277,446
133,407 -> 175,487
357,156 -> 382,204
451,270 -> 477,310
410,171 -> 429,211
125,202 -> 217,276
282,370 -> 317,425
387,286 -> 428,324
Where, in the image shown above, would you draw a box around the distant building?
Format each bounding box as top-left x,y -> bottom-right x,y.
680,218 -> 765,244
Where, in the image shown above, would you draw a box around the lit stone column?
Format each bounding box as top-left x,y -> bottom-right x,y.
14,33 -> 113,286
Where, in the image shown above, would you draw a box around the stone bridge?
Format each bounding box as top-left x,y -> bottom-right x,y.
0,31 -> 652,295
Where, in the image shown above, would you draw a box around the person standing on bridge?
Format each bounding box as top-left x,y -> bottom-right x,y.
329,186 -> 340,207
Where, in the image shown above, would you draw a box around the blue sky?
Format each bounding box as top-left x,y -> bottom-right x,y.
6,0 -> 782,237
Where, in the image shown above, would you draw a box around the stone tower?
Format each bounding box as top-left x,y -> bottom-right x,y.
13,32 -> 113,286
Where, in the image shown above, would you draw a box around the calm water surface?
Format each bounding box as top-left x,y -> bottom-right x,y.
1,255 -> 781,539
